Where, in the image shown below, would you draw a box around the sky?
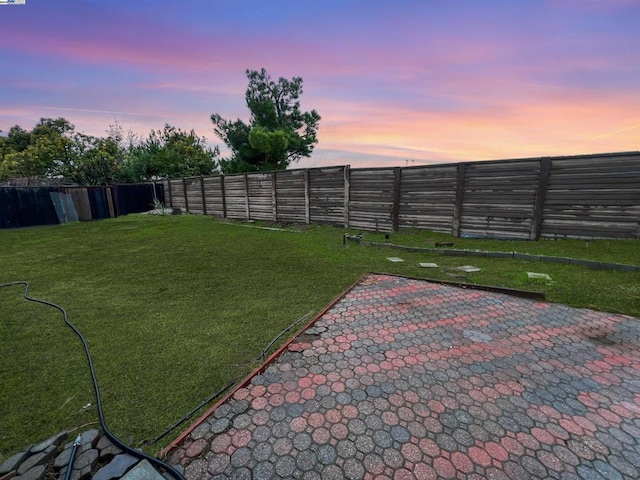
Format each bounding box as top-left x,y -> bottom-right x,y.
0,0 -> 638,168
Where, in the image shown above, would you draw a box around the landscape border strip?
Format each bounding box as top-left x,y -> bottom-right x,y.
158,273 -> 367,457
353,239 -> 640,273
368,272 -> 545,300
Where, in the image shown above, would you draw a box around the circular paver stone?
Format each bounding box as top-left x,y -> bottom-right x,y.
211,418 -> 230,434
343,458 -> 365,480
275,456 -> 296,477
317,445 -> 338,465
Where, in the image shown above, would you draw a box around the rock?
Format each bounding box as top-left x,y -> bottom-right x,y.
92,454 -> 139,480
54,447 -> 73,470
30,431 -> 68,454
59,465 -> 92,480
17,453 -> 46,476
72,449 -> 98,472
17,465 -> 45,480
0,450 -> 30,475
527,272 -> 551,280
72,466 -> 92,480
96,436 -> 123,462
456,265 -> 481,273
79,429 -> 100,449
121,460 -> 165,480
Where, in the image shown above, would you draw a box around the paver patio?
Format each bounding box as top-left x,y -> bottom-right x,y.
167,274 -> 640,479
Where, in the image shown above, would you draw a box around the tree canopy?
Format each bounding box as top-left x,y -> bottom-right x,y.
211,68 -> 321,173
0,119 -> 219,185
122,124 -> 219,182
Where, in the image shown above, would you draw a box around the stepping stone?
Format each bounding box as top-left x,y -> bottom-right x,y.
93,454 -> 139,480
17,465 -> 45,480
121,460 -> 164,480
79,429 -> 100,449
528,272 -> 552,280
31,431 -> 68,454
386,257 -> 404,262
0,450 -> 31,475
419,262 -> 439,268
457,265 -> 482,273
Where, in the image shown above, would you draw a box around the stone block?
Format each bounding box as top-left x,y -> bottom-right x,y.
73,449 -> 98,472
31,431 -> 68,454
93,454 -> 139,480
386,257 -> 404,262
569,258 -> 602,269
0,450 -> 30,475
79,429 -> 100,449
486,251 -> 513,259
17,453 -> 46,476
121,460 -> 165,480
465,250 -> 488,257
54,447 -> 73,470
456,265 -> 482,273
514,253 -> 540,262
17,465 -> 45,480
539,255 -> 570,264
527,272 -> 552,280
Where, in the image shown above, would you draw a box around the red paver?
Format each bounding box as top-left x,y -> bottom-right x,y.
168,274 -> 640,479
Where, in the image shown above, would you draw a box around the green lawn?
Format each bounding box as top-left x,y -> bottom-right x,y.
1,215 -> 638,460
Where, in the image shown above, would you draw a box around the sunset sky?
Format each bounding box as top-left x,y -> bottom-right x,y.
1,0 -> 638,168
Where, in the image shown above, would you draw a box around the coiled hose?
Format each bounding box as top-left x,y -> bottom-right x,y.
0,282 -> 184,480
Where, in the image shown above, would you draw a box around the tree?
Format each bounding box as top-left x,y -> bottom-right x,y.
64,133 -> 123,185
0,118 -> 76,184
211,68 -> 321,173
122,124 -> 219,181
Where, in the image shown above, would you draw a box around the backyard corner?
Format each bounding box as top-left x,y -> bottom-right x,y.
0,215 -> 639,479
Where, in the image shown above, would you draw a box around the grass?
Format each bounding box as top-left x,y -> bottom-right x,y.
0,215 -> 638,460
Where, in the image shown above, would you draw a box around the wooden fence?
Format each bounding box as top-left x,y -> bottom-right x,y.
161,151 -> 640,240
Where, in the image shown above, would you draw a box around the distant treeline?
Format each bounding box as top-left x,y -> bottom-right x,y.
0,118 -> 219,186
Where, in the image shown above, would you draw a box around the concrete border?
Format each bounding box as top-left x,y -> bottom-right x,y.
348,239 -> 639,272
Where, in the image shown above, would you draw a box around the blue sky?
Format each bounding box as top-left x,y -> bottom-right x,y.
1,0 -> 638,167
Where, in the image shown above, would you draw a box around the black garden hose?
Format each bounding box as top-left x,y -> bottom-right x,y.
0,282 -> 184,480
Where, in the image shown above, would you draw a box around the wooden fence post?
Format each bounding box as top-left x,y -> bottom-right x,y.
344,166 -> 350,229
452,163 -> 466,237
182,178 -> 189,212
392,167 -> 401,232
220,175 -> 227,218
531,157 -> 552,240
244,173 -> 250,219
304,169 -> 310,224
271,172 -> 278,222
200,176 -> 207,215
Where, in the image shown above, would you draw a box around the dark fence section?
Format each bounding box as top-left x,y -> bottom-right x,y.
112,183 -> 164,216
0,187 -> 60,228
163,151 -> 640,240
0,183 -> 160,229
